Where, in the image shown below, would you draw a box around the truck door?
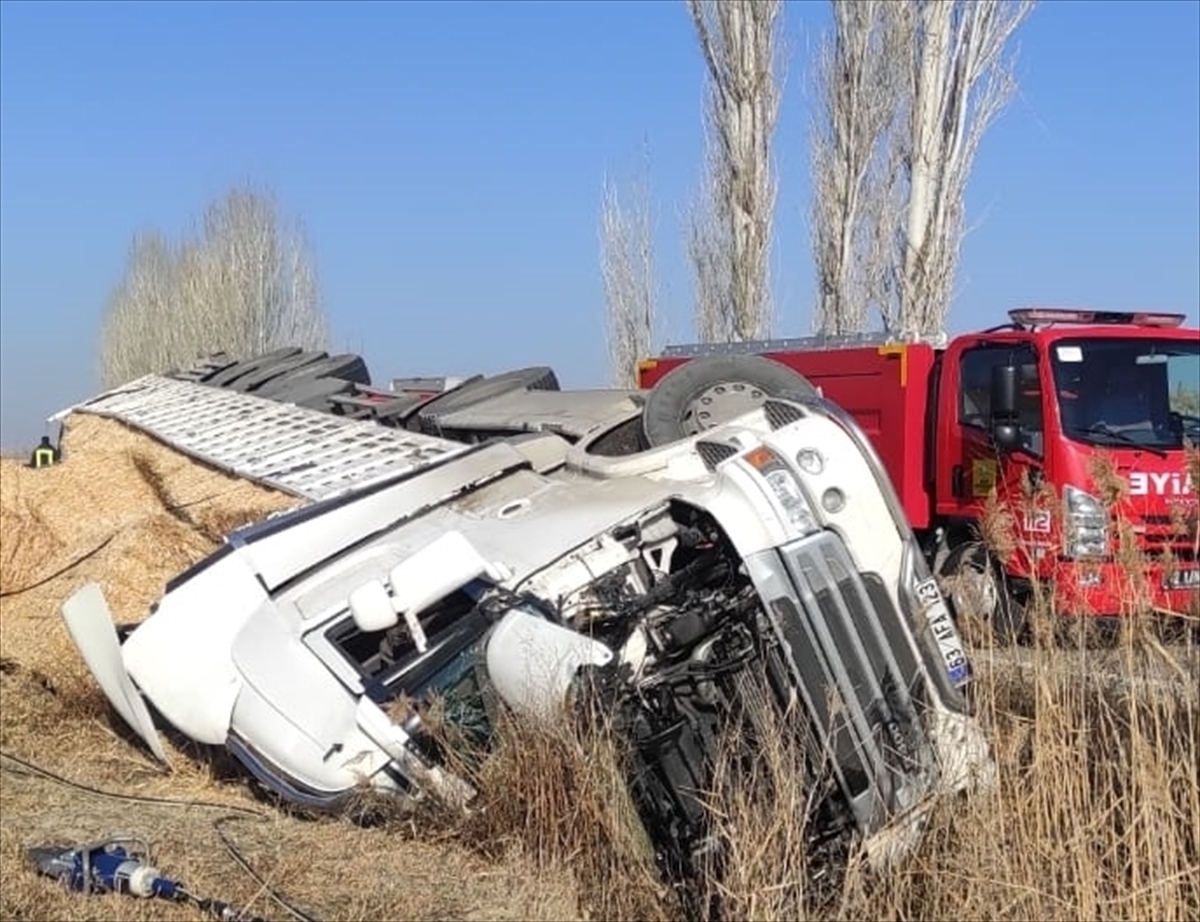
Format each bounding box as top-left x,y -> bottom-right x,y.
936,342 -> 1048,544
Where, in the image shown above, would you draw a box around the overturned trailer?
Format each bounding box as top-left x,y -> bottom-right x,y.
60,355 -> 993,886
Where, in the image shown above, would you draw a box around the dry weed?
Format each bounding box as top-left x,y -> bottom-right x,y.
443,705 -> 671,922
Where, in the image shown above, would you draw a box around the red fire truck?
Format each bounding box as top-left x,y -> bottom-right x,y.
637,308 -> 1200,639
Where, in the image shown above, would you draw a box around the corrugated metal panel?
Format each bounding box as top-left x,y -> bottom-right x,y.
66,375 -> 471,502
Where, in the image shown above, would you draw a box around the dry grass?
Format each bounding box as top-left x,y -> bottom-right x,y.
1,416 -> 1197,921
437,706 -> 672,922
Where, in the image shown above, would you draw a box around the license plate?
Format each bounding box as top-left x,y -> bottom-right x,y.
916,577 -> 971,688
1165,569 -> 1200,590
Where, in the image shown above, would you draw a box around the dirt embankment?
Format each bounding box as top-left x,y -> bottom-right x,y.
1,414 -> 299,690
0,414 -> 581,922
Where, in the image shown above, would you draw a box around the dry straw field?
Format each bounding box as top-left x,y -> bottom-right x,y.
1,415 -> 1197,922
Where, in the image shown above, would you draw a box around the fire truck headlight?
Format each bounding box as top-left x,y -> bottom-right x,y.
1064,485 -> 1109,559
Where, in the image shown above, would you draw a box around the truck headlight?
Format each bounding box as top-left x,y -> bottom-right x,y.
1064,485 -> 1108,559
743,446 -> 818,534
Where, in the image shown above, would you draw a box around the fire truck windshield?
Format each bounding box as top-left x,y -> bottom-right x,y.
1051,337 -> 1200,451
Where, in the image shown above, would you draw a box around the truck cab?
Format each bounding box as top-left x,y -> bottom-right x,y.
935,309 -> 1198,622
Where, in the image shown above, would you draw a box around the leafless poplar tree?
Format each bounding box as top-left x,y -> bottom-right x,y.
100,186 -> 328,388
811,0 -> 1032,337
600,158 -> 658,387
687,0 -> 782,342
810,0 -> 909,335
898,0 -> 1034,336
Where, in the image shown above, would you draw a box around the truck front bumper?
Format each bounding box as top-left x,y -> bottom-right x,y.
1052,558 -> 1200,619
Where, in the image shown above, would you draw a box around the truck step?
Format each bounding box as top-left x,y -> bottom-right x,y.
65,375 -> 472,503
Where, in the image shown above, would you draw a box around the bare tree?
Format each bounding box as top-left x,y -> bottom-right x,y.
100,186 -> 328,388
600,154 -> 658,387
811,0 -> 1033,337
810,0 -> 909,335
98,233 -> 180,383
687,0 -> 783,343
899,0 -> 1034,336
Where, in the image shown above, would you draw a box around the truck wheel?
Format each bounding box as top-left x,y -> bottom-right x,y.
168,352 -> 239,382
255,354 -> 371,398
940,544 -> 1028,646
640,355 -> 818,447
205,347 -> 303,389
231,351 -> 330,392
415,366 -> 560,430
268,376 -> 355,411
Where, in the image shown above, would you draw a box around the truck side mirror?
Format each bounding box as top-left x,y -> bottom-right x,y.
990,365 -> 1018,419
991,421 -> 1022,453
989,365 -> 1021,453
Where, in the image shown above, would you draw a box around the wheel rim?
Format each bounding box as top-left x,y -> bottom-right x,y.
681,381 -> 769,436
950,559 -> 1000,623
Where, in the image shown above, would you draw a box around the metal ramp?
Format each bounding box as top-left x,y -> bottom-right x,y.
61,375 -> 472,503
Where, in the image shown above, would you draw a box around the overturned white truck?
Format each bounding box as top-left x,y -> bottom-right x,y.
61,355 -> 993,886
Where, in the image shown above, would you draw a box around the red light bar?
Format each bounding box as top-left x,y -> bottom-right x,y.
1129,312 -> 1186,328
1009,308 -> 1095,326
1008,308 -> 1187,329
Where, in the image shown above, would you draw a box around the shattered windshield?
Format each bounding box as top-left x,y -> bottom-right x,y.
1051,338 -> 1200,450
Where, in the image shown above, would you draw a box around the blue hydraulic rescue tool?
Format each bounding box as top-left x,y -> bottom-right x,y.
26,835 -> 263,922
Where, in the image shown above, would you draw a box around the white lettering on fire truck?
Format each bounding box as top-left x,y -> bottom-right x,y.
1127,471 -> 1195,497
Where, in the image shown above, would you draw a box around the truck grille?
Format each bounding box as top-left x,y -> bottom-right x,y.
695,439 -> 738,471
764,399 -> 807,430
768,532 -> 933,833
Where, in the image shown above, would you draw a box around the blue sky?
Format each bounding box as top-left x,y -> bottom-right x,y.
1,0 -> 1197,449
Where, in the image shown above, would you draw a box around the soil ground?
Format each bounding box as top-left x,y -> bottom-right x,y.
0,414 -> 581,922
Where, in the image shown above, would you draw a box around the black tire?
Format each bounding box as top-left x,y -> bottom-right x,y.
232,351 -> 330,392
640,355 -> 818,447
939,543 -> 1028,646
415,366 -> 560,430
169,352 -> 239,382
274,376 -> 356,411
205,347 -> 303,389
256,353 -> 372,397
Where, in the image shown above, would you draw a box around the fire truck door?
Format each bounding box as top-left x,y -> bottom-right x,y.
938,343 -> 1047,539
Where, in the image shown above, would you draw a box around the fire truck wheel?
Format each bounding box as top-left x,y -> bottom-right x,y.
641,355 -> 818,447
940,544 -> 1028,646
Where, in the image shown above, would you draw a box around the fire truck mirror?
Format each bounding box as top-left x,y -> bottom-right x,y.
989,364 -> 1019,422
989,364 -> 1021,453
991,420 -> 1022,453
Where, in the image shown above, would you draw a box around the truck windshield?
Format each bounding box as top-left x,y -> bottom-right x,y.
1050,337 -> 1200,450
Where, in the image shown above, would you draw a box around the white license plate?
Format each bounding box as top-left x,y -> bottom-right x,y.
1165,569 -> 1200,590
916,577 -> 971,687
